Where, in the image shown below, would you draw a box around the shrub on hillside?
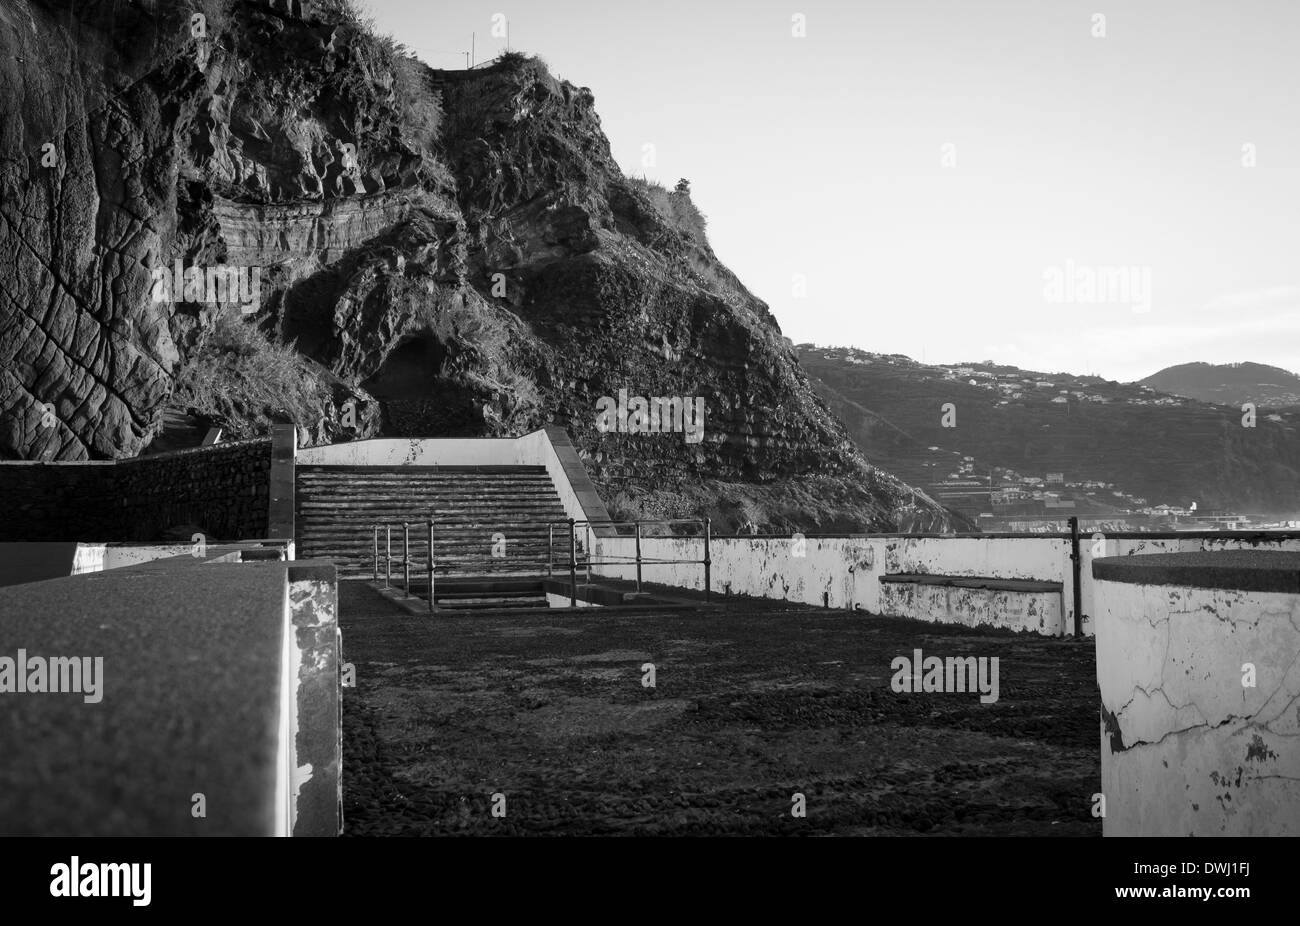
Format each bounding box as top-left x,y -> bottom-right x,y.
497,49 -> 530,69
172,311 -> 333,439
628,175 -> 708,243
313,0 -> 374,29
392,53 -> 442,149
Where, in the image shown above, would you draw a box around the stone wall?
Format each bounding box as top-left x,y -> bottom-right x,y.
0,440 -> 272,542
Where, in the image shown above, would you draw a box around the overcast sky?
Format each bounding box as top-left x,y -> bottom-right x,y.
365,0 -> 1300,383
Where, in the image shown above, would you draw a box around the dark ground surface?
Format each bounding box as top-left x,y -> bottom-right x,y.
340,581 -> 1101,836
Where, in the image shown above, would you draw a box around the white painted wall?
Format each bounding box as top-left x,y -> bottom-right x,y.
593,533 -> 1300,636
69,543 -> 196,573
879,582 -> 1064,635
72,544 -> 106,575
296,437 -> 518,467
1079,536 -> 1300,630
514,430 -> 590,527
1094,576 -> 1300,835
545,592 -> 601,608
592,535 -> 1068,630
104,544 -> 195,569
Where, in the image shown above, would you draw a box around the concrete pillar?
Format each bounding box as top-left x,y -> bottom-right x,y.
268,424 -> 297,548
1093,550 -> 1300,835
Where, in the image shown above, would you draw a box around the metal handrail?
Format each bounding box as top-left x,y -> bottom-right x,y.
372,519 -> 437,614
368,516 -> 715,608
543,517 -> 712,602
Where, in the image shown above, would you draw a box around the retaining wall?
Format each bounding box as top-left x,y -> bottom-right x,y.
592,533 -> 1300,636
0,439 -> 273,542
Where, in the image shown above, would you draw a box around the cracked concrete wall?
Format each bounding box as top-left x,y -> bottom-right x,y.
1095,578 -> 1300,835
595,535 -> 875,610
879,581 -> 1063,635
595,534 -> 1300,639
594,535 -> 1068,632
285,562 -> 339,837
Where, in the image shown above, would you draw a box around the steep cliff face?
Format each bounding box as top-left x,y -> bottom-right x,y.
0,0 -> 959,532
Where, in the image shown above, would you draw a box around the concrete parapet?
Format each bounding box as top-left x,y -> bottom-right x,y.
1092,551 -> 1300,835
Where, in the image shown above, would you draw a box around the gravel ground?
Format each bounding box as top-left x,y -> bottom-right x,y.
341,582 -> 1101,836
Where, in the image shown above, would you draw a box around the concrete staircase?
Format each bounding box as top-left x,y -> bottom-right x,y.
296,465 -> 581,581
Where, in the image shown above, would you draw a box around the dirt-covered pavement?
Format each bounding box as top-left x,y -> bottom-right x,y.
341,582 -> 1100,836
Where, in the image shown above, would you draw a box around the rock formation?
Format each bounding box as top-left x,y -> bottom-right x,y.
0,0 -> 960,531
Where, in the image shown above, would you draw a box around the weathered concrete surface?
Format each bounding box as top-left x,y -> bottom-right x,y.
0,556 -> 282,834
595,533 -> 1300,637
0,553 -> 339,836
880,578 -> 1064,636
296,437 -> 519,468
1093,551 -> 1300,835
287,562 -> 341,836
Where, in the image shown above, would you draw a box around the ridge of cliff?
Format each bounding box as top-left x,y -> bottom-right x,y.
0,0 -> 961,532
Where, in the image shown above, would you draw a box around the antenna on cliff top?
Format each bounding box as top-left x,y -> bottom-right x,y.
472,32 -> 476,67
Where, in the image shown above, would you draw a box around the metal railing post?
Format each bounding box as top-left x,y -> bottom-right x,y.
1069,516 -> 1083,638
703,518 -> 712,603
385,525 -> 391,588
634,521 -> 643,593
585,522 -> 591,583
427,518 -> 436,615
403,522 -> 410,596
568,517 -> 577,607
372,524 -> 379,582
548,524 -> 553,578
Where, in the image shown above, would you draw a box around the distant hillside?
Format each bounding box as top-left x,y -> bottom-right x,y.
1139,362 -> 1300,408
797,346 -> 1300,519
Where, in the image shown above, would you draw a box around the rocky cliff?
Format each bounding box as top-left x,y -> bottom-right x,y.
0,0 -> 959,532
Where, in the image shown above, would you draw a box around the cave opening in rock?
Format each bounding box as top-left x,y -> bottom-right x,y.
361,334 -> 483,437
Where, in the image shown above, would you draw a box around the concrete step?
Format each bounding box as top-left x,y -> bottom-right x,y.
295,463 -> 578,582
305,550 -> 584,564
301,529 -> 576,541
297,502 -> 566,509
326,554 -> 583,568
435,597 -> 548,610
297,480 -> 558,488
298,464 -> 548,473
297,476 -> 556,486
300,490 -> 554,496
299,490 -> 556,500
